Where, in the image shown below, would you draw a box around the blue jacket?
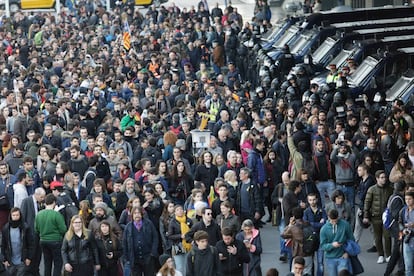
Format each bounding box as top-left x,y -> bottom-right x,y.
123,218 -> 159,263
303,206 -> 328,232
320,219 -> 354,259
247,149 -> 266,185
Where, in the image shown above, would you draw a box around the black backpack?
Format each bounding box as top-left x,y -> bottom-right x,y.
302,224 -> 319,255
58,194 -> 79,227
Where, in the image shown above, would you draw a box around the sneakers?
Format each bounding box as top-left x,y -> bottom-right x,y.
377,256 -> 385,264
386,256 -> 391,263
367,246 -> 378,253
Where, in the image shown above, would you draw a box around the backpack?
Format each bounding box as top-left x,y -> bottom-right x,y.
81,170 -> 96,188
382,195 -> 403,229
189,245 -> 215,264
302,224 -> 319,255
59,194 -> 79,227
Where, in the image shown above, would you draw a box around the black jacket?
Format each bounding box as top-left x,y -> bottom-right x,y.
96,235 -> 122,268
1,222 -> 34,263
167,216 -> 193,244
186,245 -> 222,276
215,239 -> 250,274
194,164 -> 219,191
235,180 -> 263,217
185,220 -> 221,246
61,230 -> 100,265
123,219 -> 159,263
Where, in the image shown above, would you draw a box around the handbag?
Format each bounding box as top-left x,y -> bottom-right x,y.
349,255 -> 364,275
172,242 -> 185,255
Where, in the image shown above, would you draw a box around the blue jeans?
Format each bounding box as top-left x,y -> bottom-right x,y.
123,258 -> 131,276
403,242 -> 414,276
40,240 -> 63,276
316,248 -> 324,276
316,180 -> 336,207
326,257 -> 350,275
279,219 -> 289,256
173,254 -> 186,275
338,185 -> 355,209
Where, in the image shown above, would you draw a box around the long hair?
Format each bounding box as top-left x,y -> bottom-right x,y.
98,220 -> 118,248
155,160 -> 170,178
264,149 -> 280,164
171,160 -> 189,181
79,200 -> 92,227
65,215 -> 90,241
395,152 -> 412,172
198,150 -> 212,165
158,263 -> 175,276
161,200 -> 174,227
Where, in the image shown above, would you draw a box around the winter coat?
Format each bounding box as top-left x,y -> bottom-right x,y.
96,235 -> 122,268
247,149 -> 266,185
61,230 -> 100,265
1,221 -> 34,263
123,218 -> 159,264
235,228 -> 262,276
235,180 -> 263,218
215,213 -> 240,233
185,220 -> 221,246
281,221 -> 305,257
215,238 -> 250,274
364,183 -> 393,221
287,136 -> 304,181
389,165 -> 414,184
186,245 -> 222,276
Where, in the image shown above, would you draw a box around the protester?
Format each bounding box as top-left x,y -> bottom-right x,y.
61,215 -> 100,275
96,220 -> 123,276
1,207 -> 33,276
34,194 -> 67,276
236,219 -> 263,276
216,227 -> 250,275
320,209 -> 354,275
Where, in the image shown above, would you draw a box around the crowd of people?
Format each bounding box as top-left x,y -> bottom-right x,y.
0,0 -> 412,275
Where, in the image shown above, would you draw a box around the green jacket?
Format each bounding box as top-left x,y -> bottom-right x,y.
364,184 -> 393,221
120,115 -> 137,132
320,219 -> 354,259
35,209 -> 67,242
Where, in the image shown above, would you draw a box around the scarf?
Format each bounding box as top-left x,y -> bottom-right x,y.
175,215 -> 192,252
338,152 -> 352,169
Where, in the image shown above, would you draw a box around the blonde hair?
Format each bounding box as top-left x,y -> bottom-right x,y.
65,215 -> 90,241
240,130 -> 251,145
224,170 -> 236,182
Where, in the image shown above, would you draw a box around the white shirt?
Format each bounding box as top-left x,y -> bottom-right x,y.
13,183 -> 28,209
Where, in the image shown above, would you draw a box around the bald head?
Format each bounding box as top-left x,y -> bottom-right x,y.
282,171 -> 290,184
